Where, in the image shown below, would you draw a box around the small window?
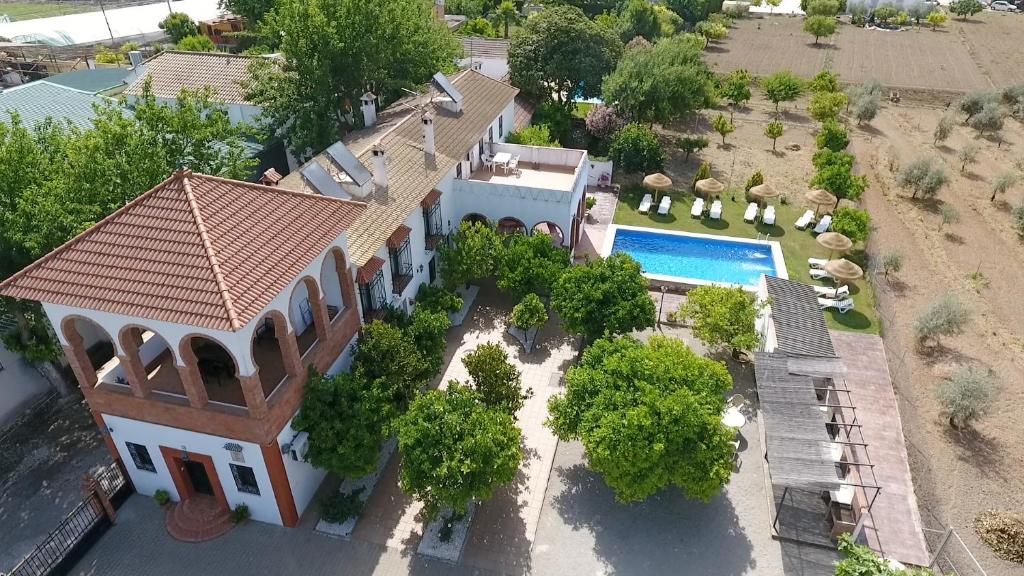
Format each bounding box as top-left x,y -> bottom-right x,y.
498,115 -> 503,137
126,442 -> 156,473
230,464 -> 260,495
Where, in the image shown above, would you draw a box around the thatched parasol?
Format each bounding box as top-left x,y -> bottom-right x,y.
695,177 -> 724,199
806,189 -> 837,216
748,183 -> 780,207
823,258 -> 864,288
643,173 -> 673,201
816,232 -> 853,258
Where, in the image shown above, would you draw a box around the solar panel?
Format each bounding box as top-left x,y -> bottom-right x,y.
300,162 -> 349,200
432,72 -> 464,105
325,142 -> 371,186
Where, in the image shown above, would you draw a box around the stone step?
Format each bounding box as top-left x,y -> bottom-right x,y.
165,496 -> 235,543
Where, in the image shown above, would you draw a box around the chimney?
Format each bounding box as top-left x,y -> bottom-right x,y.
435,0 -> 445,21
360,92 -> 377,128
422,112 -> 435,157
128,50 -> 143,68
371,143 -> 388,189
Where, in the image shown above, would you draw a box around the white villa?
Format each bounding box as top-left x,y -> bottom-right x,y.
0,69 -> 589,532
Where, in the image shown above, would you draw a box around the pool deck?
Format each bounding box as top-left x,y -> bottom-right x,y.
600,223 -> 788,290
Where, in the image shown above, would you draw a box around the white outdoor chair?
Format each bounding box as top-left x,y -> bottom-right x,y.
813,284 -> 851,298
813,214 -> 833,234
743,202 -> 758,223
507,155 -> 521,176
808,257 -> 830,269
810,268 -> 833,281
795,209 -> 814,230
483,155 -> 495,172
818,297 -> 855,314
709,200 -> 723,220
638,193 -> 653,214
658,195 -> 672,215
691,198 -> 705,218
763,205 -> 776,225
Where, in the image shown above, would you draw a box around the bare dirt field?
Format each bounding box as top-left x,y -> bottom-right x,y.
705,13 -> 1024,100
664,93 -> 1024,574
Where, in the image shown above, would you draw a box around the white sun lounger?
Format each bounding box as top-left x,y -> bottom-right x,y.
819,297 -> 855,313
763,205 -> 776,225
813,214 -> 832,234
808,257 -> 830,269
709,200 -> 723,220
658,195 -> 672,215
813,284 -> 850,298
795,210 -> 814,230
743,202 -> 758,223
810,268 -> 833,280
638,193 -> 653,214
690,198 -> 704,218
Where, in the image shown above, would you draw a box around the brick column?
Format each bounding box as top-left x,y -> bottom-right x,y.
83,474 -> 117,522
239,373 -> 268,418
311,296 -> 331,342
63,336 -> 97,390
177,363 -> 209,408
119,328 -> 151,398
279,329 -> 304,378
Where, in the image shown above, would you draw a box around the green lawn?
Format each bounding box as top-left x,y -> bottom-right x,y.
614,185 -> 879,334
572,102 -> 594,120
1,2 -> 92,21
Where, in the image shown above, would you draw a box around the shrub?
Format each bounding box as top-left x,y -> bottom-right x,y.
320,488 -> 365,524
745,170 -> 764,192
154,489 -> 171,506
506,124 -> 561,147
231,504 -> 251,524
609,123 -> 665,174
835,534 -> 936,575
532,102 -> 574,146
913,291 -> 970,346
815,119 -> 849,152
974,510 -> 1024,564
939,204 -> 960,230
511,293 -> 548,331
586,196 -> 597,210
584,104 -> 625,141
176,34 -> 215,52
711,113 -> 735,145
937,365 -> 998,428
831,207 -> 871,243
461,17 -> 497,37
416,283 -> 464,314
1012,202 -> 1024,234
692,161 -> 711,192
676,135 -> 709,162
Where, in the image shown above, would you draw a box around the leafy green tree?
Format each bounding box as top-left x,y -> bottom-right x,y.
991,171 -> 1017,202
546,335 -> 735,502
505,124 -> 561,147
404,308 -> 451,380
493,0 -> 519,38
872,4 -> 898,22
809,91 -> 848,122
914,291 -> 970,346
551,253 -> 656,345
159,12 -> 198,43
654,4 -> 686,35
926,10 -> 947,29
720,69 -> 752,119
508,5 -> 622,107
831,207 -> 872,243
665,0 -> 723,23
694,21 -> 728,47
247,0 -> 461,161
439,221 -> 502,289
462,342 -> 531,414
761,70 -> 804,112
766,0 -> 783,13
496,232 -> 570,299
616,0 -> 662,43
805,0 -> 840,15
462,17 -> 498,37
354,320 -> 431,408
764,119 -> 784,151
711,113 -> 735,145
835,534 -> 937,576
938,366 -> 998,429
397,384 -> 522,519
602,34 -> 713,126
416,283 -> 464,314
676,286 -> 762,353
948,0 -> 982,20
810,150 -> 867,204
176,34 -> 216,52
812,148 -> 854,171
677,135 -> 709,162
219,0 -> 277,25
609,123 -> 666,174
511,293 -> 548,331
804,15 -> 837,45
808,70 -> 841,94
815,119 -> 849,151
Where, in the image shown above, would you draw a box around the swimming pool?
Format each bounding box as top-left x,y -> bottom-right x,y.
602,225 -> 787,288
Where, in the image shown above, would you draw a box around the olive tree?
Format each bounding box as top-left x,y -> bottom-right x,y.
958,143 -> 980,174
937,365 -> 999,429
898,156 -> 950,199
991,171 -> 1017,202
933,113 -> 955,146
913,291 -> 970,347
968,102 -> 1005,137
939,204 -> 960,231
881,250 -> 903,281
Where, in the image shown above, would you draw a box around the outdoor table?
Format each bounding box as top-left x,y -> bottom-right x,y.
492,152 -> 512,173
721,408 -> 746,429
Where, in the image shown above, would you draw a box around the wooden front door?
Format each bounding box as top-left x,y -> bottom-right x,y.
184,459 -> 214,496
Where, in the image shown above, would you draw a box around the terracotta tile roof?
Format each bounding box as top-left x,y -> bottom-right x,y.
124,51 -> 258,105
279,70 -> 519,267
0,172 -> 365,332
420,188 -> 442,209
355,256 -> 385,284
386,225 -> 412,250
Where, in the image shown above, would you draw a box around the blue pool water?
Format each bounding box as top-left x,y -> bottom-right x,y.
610,228 -> 779,287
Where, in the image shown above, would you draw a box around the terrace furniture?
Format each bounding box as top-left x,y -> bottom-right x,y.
722,407 -> 746,428
813,214 -> 833,235
743,202 -> 758,223
728,393 -> 746,409
808,257 -> 830,269
507,155 -> 521,176
483,154 -> 495,172
818,296 -> 855,313
813,284 -> 850,298
690,198 -> 705,218
763,205 -> 777,225
638,193 -> 653,214
492,151 -> 512,173
709,200 -> 723,220
795,209 -> 815,230
810,268 -> 833,281
658,195 -> 672,215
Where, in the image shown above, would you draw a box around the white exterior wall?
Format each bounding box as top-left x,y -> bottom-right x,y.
755,276 -> 778,353
105,413 -> 284,525
278,418 -> 326,516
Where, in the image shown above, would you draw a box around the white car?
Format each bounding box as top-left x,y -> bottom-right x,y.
990,1 -> 1018,11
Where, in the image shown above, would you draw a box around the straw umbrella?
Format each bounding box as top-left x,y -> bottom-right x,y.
823,258 -> 864,288
816,231 -> 853,259
643,173 -> 673,202
695,177 -> 724,199
748,183 -> 779,208
806,189 -> 837,217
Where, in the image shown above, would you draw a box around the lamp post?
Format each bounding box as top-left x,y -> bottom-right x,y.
657,285 -> 668,327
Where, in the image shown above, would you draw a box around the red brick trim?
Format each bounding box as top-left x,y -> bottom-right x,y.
90,410 -> 121,462
159,446 -> 229,512
261,442 -> 298,527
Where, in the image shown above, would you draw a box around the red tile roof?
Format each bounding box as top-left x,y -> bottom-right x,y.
355,256 -> 385,284
0,172 -> 366,332
386,225 -> 412,250
420,188 -> 442,209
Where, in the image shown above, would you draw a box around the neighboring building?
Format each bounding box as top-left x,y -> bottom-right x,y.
44,67 -> 132,96
198,14 -> 245,51
0,80 -> 111,129
459,37 -> 509,81
279,69 -> 588,322
0,69 -> 588,530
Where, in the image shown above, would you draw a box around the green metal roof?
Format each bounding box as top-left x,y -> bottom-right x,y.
0,81 -> 111,130
44,67 -> 131,94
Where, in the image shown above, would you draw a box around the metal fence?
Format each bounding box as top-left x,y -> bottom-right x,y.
6,461 -> 131,576
924,527 -> 989,576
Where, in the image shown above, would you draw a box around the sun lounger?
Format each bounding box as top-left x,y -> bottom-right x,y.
709,200 -> 723,220
813,214 -> 832,234
638,193 -> 653,214
808,257 -> 830,269
813,284 -> 850,298
763,205 -> 776,225
658,195 -> 672,215
743,202 -> 758,223
818,297 -> 855,313
795,210 -> 814,230
690,198 -> 704,218
809,268 -> 833,280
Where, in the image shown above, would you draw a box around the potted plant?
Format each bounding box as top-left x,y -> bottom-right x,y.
509,294 -> 548,353
154,488 -> 171,508
231,503 -> 251,525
